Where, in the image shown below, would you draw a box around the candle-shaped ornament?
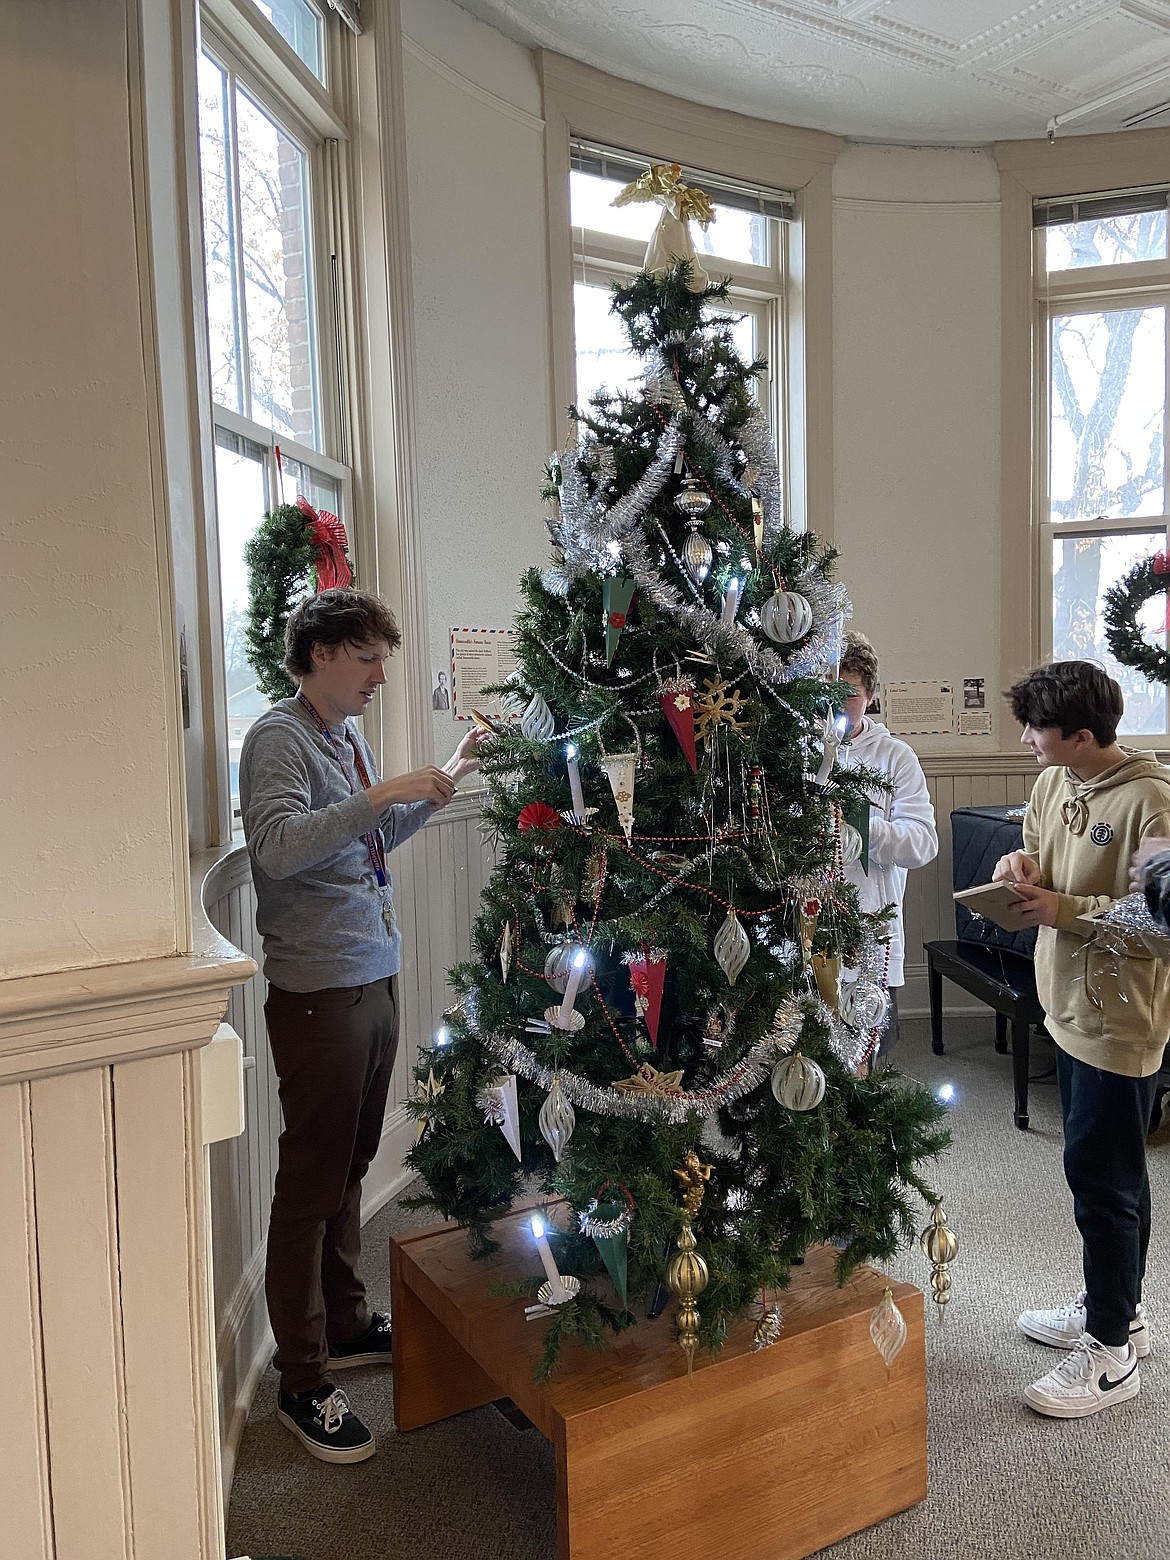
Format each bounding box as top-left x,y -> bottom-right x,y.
565,743 -> 586,820
530,1213 -> 580,1306
721,576 -> 742,627
557,946 -> 589,1027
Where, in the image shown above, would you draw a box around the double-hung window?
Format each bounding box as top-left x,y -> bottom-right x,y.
196,0 -> 352,828
569,142 -> 794,497
1037,186 -> 1170,735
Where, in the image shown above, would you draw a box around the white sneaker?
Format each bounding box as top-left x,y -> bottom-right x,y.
1024,1334 -> 1140,1418
1017,1291 -> 1151,1358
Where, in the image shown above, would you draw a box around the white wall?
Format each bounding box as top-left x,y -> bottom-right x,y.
401,0 -> 554,765
0,0 -> 185,977
832,145 -> 1002,754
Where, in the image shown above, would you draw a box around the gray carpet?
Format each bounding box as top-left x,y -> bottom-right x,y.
226,1016 -> 1170,1560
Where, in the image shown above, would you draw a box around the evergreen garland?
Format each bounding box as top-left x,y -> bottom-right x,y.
244,503 -> 320,703
1104,555 -> 1170,684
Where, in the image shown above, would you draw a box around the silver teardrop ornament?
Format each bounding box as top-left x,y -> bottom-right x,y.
538,1074 -> 576,1162
713,909 -> 750,987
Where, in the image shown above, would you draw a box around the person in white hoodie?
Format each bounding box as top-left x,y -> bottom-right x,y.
836,633 -> 938,1062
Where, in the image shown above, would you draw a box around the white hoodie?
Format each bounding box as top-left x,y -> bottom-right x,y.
836,718 -> 938,987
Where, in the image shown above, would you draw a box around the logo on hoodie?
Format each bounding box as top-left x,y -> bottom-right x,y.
1090,822 -> 1114,846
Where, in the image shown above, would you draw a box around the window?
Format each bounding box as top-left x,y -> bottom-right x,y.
568,142 -> 793,475
196,7 -> 352,828
1036,187 -> 1170,735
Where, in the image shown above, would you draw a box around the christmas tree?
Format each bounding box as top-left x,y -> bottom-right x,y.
408,166 -> 948,1377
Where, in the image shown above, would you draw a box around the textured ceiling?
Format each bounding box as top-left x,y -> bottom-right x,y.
453,0 -> 1170,142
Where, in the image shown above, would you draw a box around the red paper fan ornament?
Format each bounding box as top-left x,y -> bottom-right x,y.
518,802 -> 562,834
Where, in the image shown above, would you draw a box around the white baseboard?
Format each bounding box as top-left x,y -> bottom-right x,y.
898,963 -> 995,1021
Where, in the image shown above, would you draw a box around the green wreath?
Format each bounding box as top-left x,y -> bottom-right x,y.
1103,554 -> 1170,685
244,500 -> 354,703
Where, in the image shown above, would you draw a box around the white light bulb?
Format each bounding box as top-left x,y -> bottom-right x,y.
530,1213 -> 545,1239
435,1026 -> 450,1047
936,1083 -> 956,1105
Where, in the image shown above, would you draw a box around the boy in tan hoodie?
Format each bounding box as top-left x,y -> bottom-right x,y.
993,661 -> 1170,1418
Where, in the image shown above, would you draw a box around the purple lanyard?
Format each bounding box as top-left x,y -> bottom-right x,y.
296,691 -> 388,889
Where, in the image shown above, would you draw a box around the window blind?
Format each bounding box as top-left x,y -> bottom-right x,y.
571,140 -> 795,224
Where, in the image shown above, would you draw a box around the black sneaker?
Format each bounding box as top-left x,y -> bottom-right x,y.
328,1311 -> 392,1369
276,1384 -> 375,1464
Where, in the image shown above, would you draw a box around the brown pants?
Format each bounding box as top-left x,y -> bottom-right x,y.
263,975 -> 399,1395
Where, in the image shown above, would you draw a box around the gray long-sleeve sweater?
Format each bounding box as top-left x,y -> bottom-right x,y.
239,698 -> 431,992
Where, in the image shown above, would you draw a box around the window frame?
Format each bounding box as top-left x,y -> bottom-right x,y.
539,52 -> 843,542
1033,207 -> 1170,737
994,127 -> 1170,741
196,0 -> 357,840
567,196 -> 790,454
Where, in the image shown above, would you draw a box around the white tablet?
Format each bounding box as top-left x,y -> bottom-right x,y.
952,881 -> 1032,932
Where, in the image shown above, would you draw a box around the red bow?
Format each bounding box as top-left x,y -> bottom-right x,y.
608,612 -> 627,629
298,495 -> 353,590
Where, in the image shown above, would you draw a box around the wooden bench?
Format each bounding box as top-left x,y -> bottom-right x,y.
390,1201 -> 926,1560
924,938 -> 1046,1130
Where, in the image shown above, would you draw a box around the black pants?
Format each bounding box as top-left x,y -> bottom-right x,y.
1057,1047 -> 1158,1347
263,975 -> 400,1395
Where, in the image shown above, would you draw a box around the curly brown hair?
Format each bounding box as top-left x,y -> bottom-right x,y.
1006,661 -> 1122,746
839,631 -> 878,696
284,588 -> 402,678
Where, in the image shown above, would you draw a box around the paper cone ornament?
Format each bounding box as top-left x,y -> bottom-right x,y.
601,752 -> 637,841
603,575 -> 637,666
589,1200 -> 630,1308
811,950 -> 841,1013
627,946 -> 667,1047
482,1074 -> 522,1160
659,677 -> 698,772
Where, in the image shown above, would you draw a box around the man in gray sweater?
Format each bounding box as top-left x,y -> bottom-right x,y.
241,588 -> 481,1464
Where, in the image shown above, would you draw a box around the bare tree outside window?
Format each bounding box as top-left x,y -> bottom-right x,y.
1047,211 -> 1169,733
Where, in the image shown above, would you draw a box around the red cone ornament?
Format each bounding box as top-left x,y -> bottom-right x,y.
659,676 -> 698,772
627,946 -> 667,1047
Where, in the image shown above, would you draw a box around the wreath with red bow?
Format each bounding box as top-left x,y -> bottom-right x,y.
244,496 -> 355,702
1103,552 -> 1170,685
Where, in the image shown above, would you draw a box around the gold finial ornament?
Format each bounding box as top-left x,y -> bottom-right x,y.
667,1151 -> 713,1373
919,1201 -> 959,1321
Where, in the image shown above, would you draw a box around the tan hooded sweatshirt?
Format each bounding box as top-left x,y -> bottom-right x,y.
1023,750 -> 1170,1077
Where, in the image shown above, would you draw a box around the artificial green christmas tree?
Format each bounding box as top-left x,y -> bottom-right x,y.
407,169 -> 948,1378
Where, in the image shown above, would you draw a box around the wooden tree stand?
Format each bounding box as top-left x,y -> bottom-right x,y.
390,1203 -> 927,1560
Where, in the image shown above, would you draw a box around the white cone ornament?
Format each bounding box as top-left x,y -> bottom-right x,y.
479,1074 -> 523,1159
714,909 -> 750,987
600,753 -> 637,841
538,1074 -> 576,1163
760,591 -> 813,645
520,691 -> 555,741
770,1052 -> 826,1111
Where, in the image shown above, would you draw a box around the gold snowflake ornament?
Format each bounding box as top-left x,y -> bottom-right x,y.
694,676 -> 749,743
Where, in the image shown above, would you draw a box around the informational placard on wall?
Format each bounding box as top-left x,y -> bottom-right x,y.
449,627 -> 518,721
958,709 -> 994,737
884,680 -> 955,736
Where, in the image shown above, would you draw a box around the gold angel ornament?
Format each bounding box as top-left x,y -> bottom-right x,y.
613,162 -> 715,292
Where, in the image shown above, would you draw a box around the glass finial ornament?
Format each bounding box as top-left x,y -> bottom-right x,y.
760,590 -> 813,644
751,1305 -> 784,1351
919,1200 -> 959,1321
681,521 -> 714,586
770,1052 -> 826,1112
869,1286 -> 907,1368
538,1074 -> 576,1162
713,908 -> 750,986
520,690 -> 555,741
673,475 -> 711,519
